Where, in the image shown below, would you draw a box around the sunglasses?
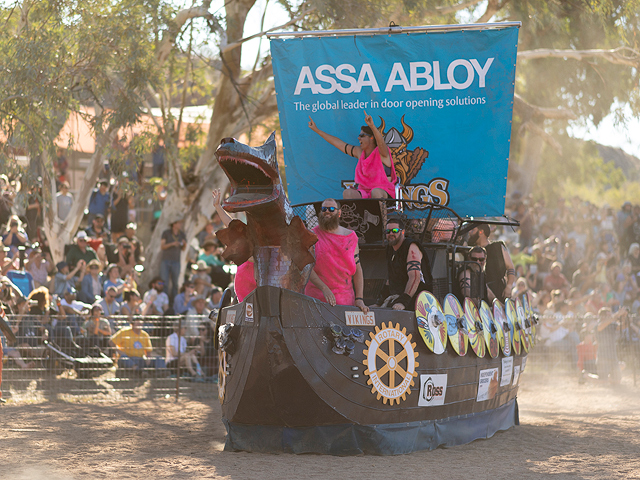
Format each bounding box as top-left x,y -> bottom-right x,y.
321,206 -> 337,212
385,228 -> 401,234
358,133 -> 371,138
471,256 -> 486,262
198,327 -> 206,331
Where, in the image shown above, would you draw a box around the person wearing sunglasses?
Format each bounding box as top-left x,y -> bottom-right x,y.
305,199 -> 368,313
458,246 -> 496,304
467,224 -> 516,303
382,218 -> 432,311
308,111 -> 397,200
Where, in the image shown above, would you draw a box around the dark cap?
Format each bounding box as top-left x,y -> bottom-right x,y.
56,261 -> 68,271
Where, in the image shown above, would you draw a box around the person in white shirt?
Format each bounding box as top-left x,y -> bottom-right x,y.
165,321 -> 201,377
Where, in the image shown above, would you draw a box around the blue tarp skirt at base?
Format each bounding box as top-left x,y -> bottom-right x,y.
223,398 -> 519,455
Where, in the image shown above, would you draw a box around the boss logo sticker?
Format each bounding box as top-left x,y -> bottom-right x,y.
418,374 -> 447,407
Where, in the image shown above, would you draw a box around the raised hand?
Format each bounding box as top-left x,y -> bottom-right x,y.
212,189 -> 222,207
364,110 -> 374,128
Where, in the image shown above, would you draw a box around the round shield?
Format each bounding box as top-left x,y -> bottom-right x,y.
443,293 -> 468,356
463,298 -> 485,358
493,300 -> 510,356
505,298 -> 521,355
523,291 -> 536,345
416,291 -> 447,354
515,297 -> 530,353
479,300 -> 500,358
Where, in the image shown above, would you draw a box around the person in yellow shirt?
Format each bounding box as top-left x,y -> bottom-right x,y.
109,319 -> 164,374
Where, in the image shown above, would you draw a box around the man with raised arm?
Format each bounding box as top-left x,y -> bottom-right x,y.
308,111 -> 397,199
305,199 -> 368,313
384,217 -> 432,311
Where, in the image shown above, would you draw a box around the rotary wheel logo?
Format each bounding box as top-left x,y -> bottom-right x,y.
363,322 -> 419,405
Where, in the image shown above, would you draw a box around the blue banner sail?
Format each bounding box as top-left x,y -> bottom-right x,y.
271,26 -> 519,217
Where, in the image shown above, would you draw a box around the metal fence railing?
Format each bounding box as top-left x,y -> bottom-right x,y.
524,312 -> 640,385
1,314 -> 218,402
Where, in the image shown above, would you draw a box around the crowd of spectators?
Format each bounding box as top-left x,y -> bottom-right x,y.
495,195 -> 640,382
0,171 -> 231,381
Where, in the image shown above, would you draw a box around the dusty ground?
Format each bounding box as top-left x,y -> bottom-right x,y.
1,368 -> 640,479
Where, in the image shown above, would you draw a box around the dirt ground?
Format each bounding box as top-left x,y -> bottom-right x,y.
1,369 -> 640,480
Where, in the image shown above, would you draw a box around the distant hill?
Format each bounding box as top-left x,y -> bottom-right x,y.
597,144 -> 640,181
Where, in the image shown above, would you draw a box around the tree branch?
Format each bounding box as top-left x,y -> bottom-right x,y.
220,6 -> 317,56
476,0 -> 506,23
517,46 -> 640,68
157,2 -> 214,64
519,120 -> 562,155
431,0 -> 481,15
513,93 -> 577,121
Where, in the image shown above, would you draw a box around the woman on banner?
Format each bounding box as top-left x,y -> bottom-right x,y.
308,111 -> 397,199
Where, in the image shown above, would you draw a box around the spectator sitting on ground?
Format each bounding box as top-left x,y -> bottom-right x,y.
173,280 -> 196,315
97,287 -> 120,332
25,247 -> 52,289
116,236 -> 136,278
109,318 -> 164,374
103,264 -> 127,303
83,305 -> 112,352
142,277 -> 169,317
78,259 -> 103,304
186,295 -> 210,338
60,286 -> 92,315
65,231 -> 97,270
53,260 -> 85,296
165,321 -> 202,378
120,289 -> 152,321
85,213 -> 112,243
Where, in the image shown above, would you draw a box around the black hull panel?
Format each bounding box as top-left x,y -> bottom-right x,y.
219,286 -> 524,454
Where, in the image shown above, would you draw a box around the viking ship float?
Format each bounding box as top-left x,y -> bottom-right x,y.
214,22 -> 531,455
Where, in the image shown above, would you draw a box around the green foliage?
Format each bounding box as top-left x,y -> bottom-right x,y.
533,136 -> 632,204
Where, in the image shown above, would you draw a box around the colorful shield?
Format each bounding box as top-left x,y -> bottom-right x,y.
479,301 -> 500,358
463,298 -> 485,358
443,294 -> 468,356
515,297 -> 530,353
523,291 -> 536,345
505,298 -> 521,355
493,300 -> 510,356
416,291 -> 447,354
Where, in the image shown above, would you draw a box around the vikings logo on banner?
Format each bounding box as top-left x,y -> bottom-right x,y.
270,27 -> 519,217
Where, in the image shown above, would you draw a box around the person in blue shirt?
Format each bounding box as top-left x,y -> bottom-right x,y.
87,180 -> 111,223
173,280 -> 196,315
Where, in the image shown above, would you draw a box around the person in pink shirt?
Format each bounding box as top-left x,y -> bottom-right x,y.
309,111 -> 396,199
305,199 -> 368,313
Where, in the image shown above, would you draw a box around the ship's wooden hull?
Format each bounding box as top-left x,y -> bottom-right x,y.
218,286 -> 525,455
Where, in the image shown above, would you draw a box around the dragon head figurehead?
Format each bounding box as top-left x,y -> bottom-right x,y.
215,133 -> 317,293
215,132 -> 291,220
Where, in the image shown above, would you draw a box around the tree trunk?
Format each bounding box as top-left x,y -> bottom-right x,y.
42,128 -> 114,264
